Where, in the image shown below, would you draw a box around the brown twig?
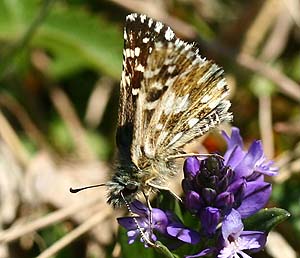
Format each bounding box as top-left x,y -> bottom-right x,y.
0,110 -> 29,166
0,195 -> 104,243
0,93 -> 50,150
85,77 -> 114,128
259,95 -> 274,158
49,86 -> 95,160
241,0 -> 280,55
260,7 -> 293,61
235,52 -> 300,101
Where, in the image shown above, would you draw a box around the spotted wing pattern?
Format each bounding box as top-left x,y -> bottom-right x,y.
118,13 -> 232,169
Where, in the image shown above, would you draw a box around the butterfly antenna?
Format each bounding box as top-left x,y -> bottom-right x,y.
120,192 -> 155,247
69,184 -> 106,193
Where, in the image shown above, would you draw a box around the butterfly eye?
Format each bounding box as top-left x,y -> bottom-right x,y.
125,182 -> 139,192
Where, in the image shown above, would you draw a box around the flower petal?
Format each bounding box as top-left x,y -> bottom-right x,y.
185,248 -> 215,258
215,192 -> 234,210
240,231 -> 267,252
234,141 -> 264,178
152,208 -> 168,233
184,157 -> 200,178
185,190 -> 203,212
224,145 -> 246,172
237,181 -> 271,218
117,217 -> 147,230
222,209 -> 243,241
167,225 -> 201,244
222,127 -> 244,150
130,200 -> 148,216
200,207 -> 221,236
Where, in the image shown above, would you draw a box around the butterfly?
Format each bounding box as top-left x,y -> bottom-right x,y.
106,13 -> 232,207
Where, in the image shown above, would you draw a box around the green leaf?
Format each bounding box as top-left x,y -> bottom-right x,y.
119,227 -> 179,258
119,227 -> 155,258
154,241 -> 177,258
244,208 -> 290,232
0,0 -> 122,79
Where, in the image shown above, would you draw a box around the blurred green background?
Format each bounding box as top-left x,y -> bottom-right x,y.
0,0 -> 299,257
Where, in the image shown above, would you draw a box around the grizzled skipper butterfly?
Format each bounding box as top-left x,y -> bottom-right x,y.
71,13 -> 232,208
106,13 -> 232,207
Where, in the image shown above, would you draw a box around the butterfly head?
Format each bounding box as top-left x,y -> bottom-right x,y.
107,165 -> 141,207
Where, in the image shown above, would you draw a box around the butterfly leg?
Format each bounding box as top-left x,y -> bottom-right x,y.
121,192 -> 155,247
165,152 -> 223,161
142,191 -> 155,241
147,181 -> 182,202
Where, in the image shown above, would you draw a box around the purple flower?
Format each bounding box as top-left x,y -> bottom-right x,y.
218,209 -> 267,258
166,211 -> 201,245
222,127 -> 278,178
118,200 -> 200,246
117,200 -> 168,245
185,209 -> 267,258
182,127 -> 278,234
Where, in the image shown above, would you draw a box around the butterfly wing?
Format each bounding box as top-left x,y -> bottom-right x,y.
118,13 -> 231,170
118,13 -> 177,166
110,13 -> 232,207
144,43 -> 232,155
116,13 -> 168,161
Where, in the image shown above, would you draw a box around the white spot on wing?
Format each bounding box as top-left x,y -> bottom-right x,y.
151,81 -> 164,90
140,14 -> 147,23
145,100 -> 159,110
201,94 -> 212,104
156,123 -> 163,130
127,14 -> 136,21
134,47 -> 141,57
125,75 -> 130,85
142,37 -> 150,43
132,88 -> 139,95
144,68 -> 161,78
216,78 -> 226,90
167,65 -> 176,74
125,48 -> 134,58
155,21 -> 164,33
130,49 -> 134,57
168,132 -> 183,146
165,76 -> 177,86
155,41 -> 163,48
148,18 -> 153,27
174,94 -> 189,114
208,98 -> 220,109
163,92 -> 176,115
125,48 -> 130,58
165,27 -> 175,40
135,64 -> 145,72
188,118 -> 199,128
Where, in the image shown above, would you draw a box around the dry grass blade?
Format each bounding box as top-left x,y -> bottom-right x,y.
35,207 -> 111,258
0,196 -> 104,243
50,87 -> 95,160
0,111 -> 29,166
0,93 -> 50,150
236,52 -> 300,101
85,77 -> 114,128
